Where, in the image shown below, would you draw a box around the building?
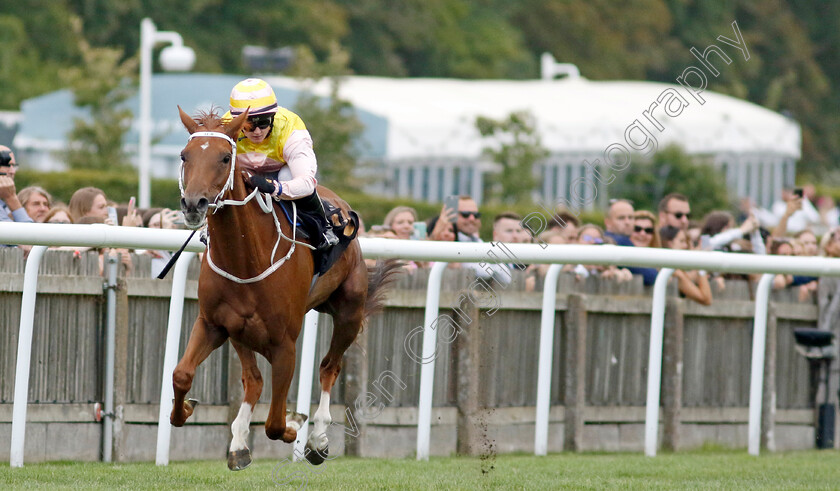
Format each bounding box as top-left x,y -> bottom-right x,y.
14,71 -> 800,208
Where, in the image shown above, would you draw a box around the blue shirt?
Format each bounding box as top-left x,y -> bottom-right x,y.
604,230 -> 634,246
0,198 -> 33,223
604,231 -> 658,285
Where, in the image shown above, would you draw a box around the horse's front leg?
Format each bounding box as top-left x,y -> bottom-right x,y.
171,317 -> 228,426
227,340 -> 263,471
265,339 -> 297,443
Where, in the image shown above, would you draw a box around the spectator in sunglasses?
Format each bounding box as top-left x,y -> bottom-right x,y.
629,210 -> 661,248
444,195 -> 511,285
626,210 -> 660,285
224,78 -> 338,252
455,195 -> 482,242
657,193 -> 691,231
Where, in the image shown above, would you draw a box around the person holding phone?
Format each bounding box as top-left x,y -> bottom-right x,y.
0,145 -> 34,224
428,196 -> 460,241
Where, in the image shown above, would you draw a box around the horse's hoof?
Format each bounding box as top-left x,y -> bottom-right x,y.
304,442 -> 328,465
286,410 -> 308,426
227,448 -> 252,471
171,398 -> 199,410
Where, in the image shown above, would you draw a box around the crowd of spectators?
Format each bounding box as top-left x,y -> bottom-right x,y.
3,142 -> 838,306
0,145 -> 187,276
362,187 -> 840,306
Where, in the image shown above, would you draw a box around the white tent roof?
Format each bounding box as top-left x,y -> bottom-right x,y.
268,75 -> 801,161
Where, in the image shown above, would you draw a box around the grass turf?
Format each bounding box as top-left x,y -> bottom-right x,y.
1,449 -> 839,490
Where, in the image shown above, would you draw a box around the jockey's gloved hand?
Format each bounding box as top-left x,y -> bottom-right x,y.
248,174 -> 282,197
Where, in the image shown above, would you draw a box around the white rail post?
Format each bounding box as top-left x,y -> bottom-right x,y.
155,251 -> 197,466
748,273 -> 775,456
416,261 -> 448,461
9,245 -> 48,468
534,264 -> 563,455
644,267 -> 675,457
102,254 -> 119,462
293,310 -> 320,461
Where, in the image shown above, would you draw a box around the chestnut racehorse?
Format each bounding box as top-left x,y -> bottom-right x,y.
171,107 -> 399,470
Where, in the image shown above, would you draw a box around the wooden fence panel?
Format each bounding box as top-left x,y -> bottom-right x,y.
775,318 -> 813,408
683,316 -> 753,407
586,312 -> 650,406
0,249 -> 825,413
478,310 -> 543,407
0,250 -> 102,403
365,306 -> 455,407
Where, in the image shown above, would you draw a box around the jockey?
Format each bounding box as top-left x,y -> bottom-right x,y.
226,78 -> 338,251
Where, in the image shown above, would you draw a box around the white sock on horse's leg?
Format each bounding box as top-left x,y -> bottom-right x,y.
310,390 -> 331,448
230,402 -> 253,452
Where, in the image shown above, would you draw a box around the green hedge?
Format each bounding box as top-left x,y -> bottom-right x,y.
15,170 -> 183,210
15,170 -> 604,240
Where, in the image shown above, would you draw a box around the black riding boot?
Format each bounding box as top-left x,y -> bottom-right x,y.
295,191 -> 339,251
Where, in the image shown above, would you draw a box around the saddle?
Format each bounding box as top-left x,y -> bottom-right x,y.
278,198 -> 359,276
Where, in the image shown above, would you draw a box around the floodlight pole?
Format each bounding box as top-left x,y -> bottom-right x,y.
138,18 -> 194,209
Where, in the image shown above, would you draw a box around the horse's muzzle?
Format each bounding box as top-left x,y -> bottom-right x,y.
181,196 -> 209,230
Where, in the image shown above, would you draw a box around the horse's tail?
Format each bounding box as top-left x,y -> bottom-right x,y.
364,259 -> 404,320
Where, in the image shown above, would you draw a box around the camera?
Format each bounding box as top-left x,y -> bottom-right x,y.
0,149 -> 12,167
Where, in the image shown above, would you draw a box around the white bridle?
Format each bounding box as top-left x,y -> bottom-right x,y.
181,130 -> 315,284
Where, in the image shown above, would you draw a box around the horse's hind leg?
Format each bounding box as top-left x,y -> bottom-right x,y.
171,317 -> 228,427
227,341 -> 263,471
307,309 -> 365,465
265,338 -> 298,444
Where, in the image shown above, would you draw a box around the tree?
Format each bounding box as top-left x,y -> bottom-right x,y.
476,110 -> 547,205
338,0 -> 534,78
0,13 -> 74,109
609,145 -> 730,219
60,18 -> 137,171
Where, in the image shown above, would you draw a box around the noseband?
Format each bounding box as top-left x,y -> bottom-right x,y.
179,129 -> 315,284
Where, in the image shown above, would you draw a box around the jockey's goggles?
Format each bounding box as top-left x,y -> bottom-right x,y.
246,114 -> 274,131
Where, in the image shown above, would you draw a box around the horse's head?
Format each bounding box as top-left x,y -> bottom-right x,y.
177,106 -> 249,229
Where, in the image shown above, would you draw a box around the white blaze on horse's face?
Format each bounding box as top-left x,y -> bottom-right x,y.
180,135 -> 234,230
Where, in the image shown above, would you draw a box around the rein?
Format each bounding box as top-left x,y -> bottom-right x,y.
182,130 -> 315,284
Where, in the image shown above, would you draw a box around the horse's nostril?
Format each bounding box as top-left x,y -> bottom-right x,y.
180,198 -> 188,210
198,198 -> 209,210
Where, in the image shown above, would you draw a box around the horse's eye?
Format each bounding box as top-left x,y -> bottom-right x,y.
180,153 -> 186,162
222,154 -> 231,164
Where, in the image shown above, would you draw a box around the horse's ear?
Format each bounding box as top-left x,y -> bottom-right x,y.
178,106 -> 199,134
225,109 -> 250,140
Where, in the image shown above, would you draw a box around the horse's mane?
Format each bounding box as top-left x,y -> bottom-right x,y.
191,107 -> 230,132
